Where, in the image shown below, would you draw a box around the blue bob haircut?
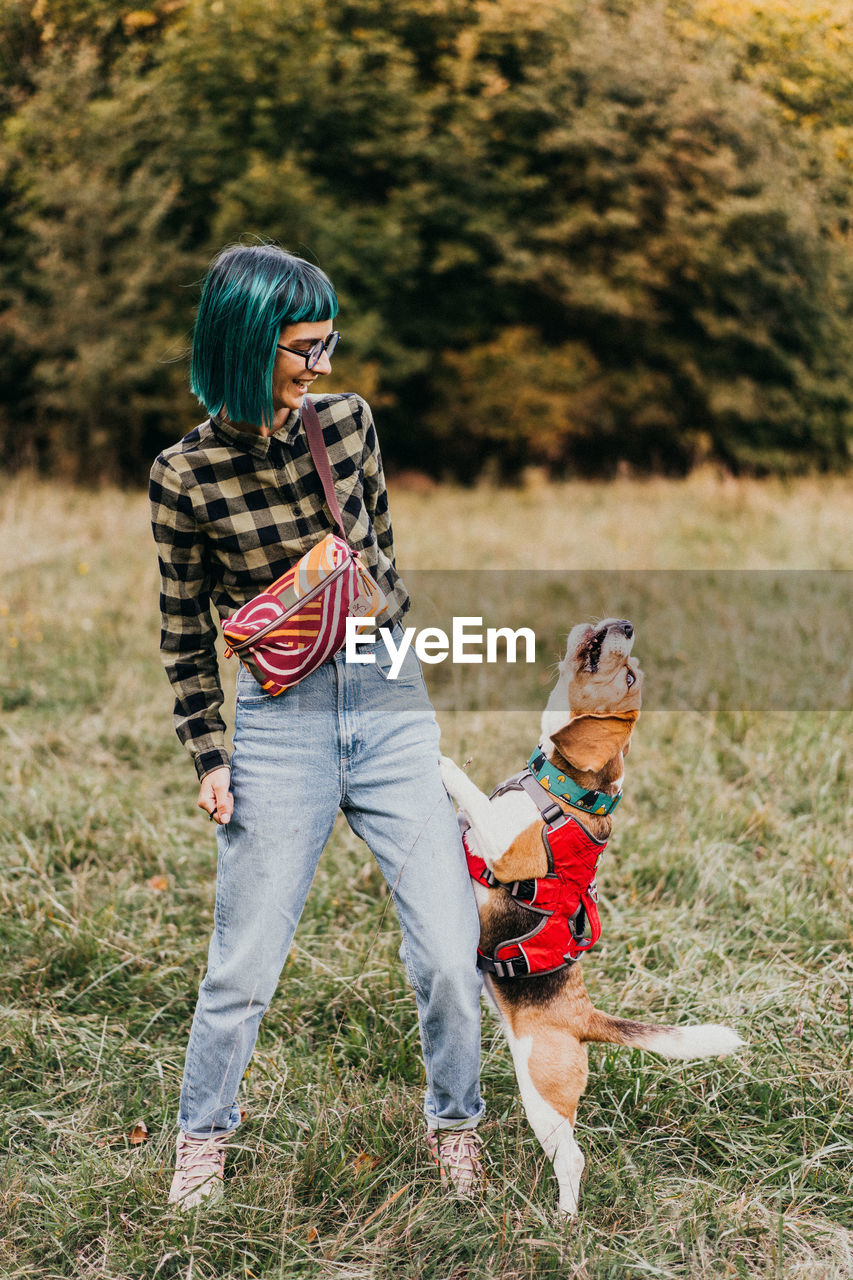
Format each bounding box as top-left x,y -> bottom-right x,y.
190,243 -> 338,428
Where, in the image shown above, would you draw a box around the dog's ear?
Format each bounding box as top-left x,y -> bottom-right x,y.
552,712 -> 639,773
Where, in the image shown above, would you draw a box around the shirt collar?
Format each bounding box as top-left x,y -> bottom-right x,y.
209,408 -> 302,458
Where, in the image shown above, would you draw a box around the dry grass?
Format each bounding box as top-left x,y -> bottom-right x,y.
0,471 -> 851,1279
390,468 -> 853,570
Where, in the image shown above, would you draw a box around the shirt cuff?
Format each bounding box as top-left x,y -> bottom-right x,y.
194,748 -> 232,782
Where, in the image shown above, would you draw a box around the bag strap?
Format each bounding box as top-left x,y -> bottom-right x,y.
300,398 -> 348,541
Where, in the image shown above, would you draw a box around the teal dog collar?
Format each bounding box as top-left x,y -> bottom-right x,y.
527,749 -> 622,816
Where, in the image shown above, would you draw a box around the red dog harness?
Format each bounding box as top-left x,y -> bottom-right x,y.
464,769 -> 609,979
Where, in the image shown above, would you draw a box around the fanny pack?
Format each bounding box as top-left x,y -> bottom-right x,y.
221,399 -> 386,695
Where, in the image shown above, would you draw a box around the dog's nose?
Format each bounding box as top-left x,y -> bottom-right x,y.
621,622 -> 633,639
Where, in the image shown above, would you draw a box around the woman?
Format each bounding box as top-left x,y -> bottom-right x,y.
149,243 -> 484,1208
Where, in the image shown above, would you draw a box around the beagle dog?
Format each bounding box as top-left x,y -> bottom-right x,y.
439,619 -> 742,1216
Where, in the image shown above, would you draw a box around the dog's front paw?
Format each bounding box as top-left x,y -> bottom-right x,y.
439,754 -> 464,794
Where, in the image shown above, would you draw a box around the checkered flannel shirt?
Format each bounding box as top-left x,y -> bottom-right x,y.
149,392 -> 410,780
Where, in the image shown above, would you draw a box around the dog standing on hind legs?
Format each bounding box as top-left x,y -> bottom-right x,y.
439,618 -> 743,1216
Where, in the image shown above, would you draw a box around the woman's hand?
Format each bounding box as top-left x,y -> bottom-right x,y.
198,766 -> 234,825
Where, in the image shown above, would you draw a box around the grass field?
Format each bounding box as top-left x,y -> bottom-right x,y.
1,472 -> 851,1280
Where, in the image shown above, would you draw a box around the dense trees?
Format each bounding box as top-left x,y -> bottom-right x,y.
1,0 -> 850,481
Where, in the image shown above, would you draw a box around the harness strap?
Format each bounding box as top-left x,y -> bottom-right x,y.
489,771 -> 573,874
517,771 -> 564,823
462,771 -> 607,978
488,771 -> 528,800
476,950 -> 532,979
474,885 -> 601,978
491,770 -> 562,819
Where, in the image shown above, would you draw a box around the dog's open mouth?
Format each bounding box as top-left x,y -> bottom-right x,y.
579,619 -> 634,673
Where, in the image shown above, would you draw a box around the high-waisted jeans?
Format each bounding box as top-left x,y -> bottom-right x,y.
178,628 -> 484,1136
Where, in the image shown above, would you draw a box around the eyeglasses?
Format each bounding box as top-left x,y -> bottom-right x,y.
276,331 -> 340,370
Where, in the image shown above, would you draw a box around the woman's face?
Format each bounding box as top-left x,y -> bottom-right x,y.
272,319 -> 335,416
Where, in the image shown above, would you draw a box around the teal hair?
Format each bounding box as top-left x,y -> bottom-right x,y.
191,243 -> 338,427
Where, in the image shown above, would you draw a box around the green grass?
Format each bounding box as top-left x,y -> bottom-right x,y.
0,474 -> 851,1279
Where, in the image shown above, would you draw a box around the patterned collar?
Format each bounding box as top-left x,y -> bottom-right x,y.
527,748 -> 622,817
209,407 -> 302,457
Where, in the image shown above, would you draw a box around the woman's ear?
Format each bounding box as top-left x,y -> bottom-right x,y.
551,712 -> 638,773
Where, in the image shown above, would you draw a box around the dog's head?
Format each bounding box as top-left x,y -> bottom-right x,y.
543,619 -> 643,773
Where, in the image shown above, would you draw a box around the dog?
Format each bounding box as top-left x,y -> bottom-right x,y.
439,618 -> 742,1216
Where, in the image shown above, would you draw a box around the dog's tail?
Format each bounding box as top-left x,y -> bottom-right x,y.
582,1010 -> 743,1060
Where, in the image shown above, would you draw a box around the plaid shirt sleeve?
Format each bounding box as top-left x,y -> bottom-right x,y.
361,401 -> 397,587
149,454 -> 231,780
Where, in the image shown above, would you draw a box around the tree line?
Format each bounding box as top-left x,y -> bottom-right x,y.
1,0 -> 851,483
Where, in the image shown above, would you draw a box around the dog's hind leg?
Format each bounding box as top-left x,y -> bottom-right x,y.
504,1020 -> 588,1217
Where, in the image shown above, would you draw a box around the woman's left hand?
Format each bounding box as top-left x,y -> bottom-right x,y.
198,766 -> 234,825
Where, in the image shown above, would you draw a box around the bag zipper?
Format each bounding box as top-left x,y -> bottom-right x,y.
225,548 -> 359,655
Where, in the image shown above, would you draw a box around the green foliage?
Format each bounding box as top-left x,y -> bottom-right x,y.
2,43 -> 194,477
0,0 -> 851,480
424,0 -> 853,475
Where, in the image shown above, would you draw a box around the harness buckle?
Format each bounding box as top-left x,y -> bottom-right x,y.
476,949 -> 531,979
509,878 -> 538,903
501,953 -> 530,979
541,802 -> 565,825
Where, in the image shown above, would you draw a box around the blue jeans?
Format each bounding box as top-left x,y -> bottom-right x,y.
178,628 -> 484,1136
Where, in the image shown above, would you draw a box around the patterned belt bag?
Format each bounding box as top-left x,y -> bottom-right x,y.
221,401 -> 386,695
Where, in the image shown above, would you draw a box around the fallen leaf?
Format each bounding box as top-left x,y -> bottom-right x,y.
147,875 -> 169,892
128,1120 -> 149,1146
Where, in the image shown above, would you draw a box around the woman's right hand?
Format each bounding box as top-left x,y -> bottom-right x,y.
198,766 -> 234,825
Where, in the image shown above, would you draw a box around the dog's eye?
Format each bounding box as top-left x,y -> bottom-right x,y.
626,669 -> 636,688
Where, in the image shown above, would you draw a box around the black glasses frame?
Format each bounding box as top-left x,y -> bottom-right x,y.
276,331 -> 340,370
